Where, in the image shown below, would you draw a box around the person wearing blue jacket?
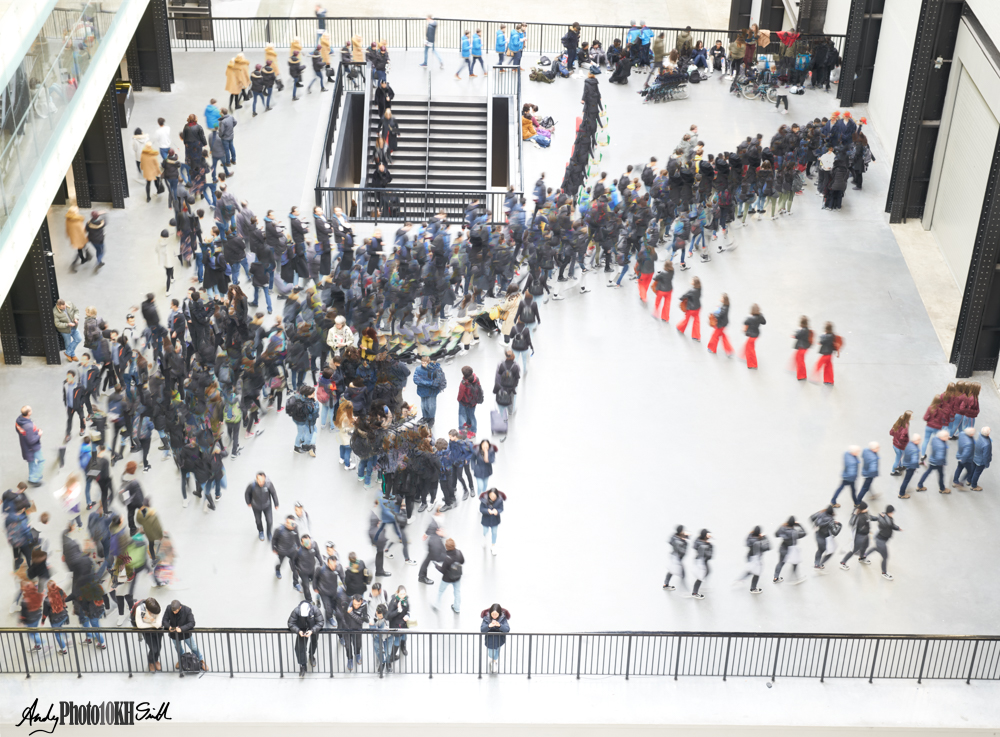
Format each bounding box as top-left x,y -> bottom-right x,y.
495,25 -> 507,66
448,429 -> 475,500
79,437 -> 96,510
970,427 -> 992,490
953,427 -> 977,488
858,442 -> 880,504
456,31 -> 473,79
830,446 -> 860,507
479,488 -> 505,554
639,22 -> 654,65
532,174 -> 546,217
470,29 -> 487,76
508,24 -> 525,69
413,355 -> 444,426
897,434 -> 920,499
916,429 -> 950,493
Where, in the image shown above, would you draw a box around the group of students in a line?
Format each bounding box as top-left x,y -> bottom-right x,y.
664,503 -> 902,599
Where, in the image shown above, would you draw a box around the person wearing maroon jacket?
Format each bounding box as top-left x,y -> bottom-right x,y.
888,411 -> 912,476
962,382 -> 981,433
456,366 -> 484,437
920,395 -> 947,460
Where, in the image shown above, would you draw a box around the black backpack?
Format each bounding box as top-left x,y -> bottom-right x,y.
286,395 -> 306,423
448,560 -> 463,578
180,651 -> 202,674
511,326 -> 530,352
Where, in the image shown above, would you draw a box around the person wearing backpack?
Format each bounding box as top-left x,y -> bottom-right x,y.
494,350 -> 521,418
509,317 -> 534,377
289,385 -> 319,457
434,538 -> 464,613
456,366 -> 484,436
413,355 -> 445,426
164,599 -> 206,671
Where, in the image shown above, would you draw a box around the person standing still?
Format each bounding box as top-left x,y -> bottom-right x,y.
421,15 -> 444,69
53,299 -> 82,361
15,407 -> 44,487
245,471 -> 279,541
413,355 -> 445,427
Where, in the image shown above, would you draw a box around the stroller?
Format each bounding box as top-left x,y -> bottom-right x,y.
640,69 -> 689,102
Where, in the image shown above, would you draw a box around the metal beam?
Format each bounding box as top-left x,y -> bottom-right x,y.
886,0 -> 942,222
837,0 -> 867,106
952,128 -> 1000,377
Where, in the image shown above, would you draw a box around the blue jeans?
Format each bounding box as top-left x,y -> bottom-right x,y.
60,327 -> 82,357
422,43 -> 443,66
159,147 -> 170,162
291,370 -> 305,391
511,50 -> 523,67
458,404 -> 477,435
420,394 -> 438,421
320,403 -> 335,429
230,258 -> 249,284
308,68 -> 326,92
24,614 -> 43,646
436,578 -> 461,612
339,445 -> 352,465
954,461 -> 974,484
921,426 -> 937,455
970,464 -> 987,487
94,242 -> 105,265
252,91 -> 266,113
918,464 -> 945,491
171,635 -> 204,663
357,456 -> 376,484
50,618 -> 67,648
253,285 -> 272,312
476,475 -> 489,495
483,525 -> 498,544
81,617 -> 104,644
294,422 -> 315,448
514,349 -> 530,376
212,156 -> 231,177
891,446 -> 903,472
27,454 -> 44,484
222,139 -> 236,164
831,479 -> 856,504
165,177 -> 179,205
488,646 -> 501,661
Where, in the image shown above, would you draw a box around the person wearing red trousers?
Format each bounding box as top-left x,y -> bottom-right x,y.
676,276 -> 702,341
813,321 -> 837,385
707,293 -> 733,356
636,244 -> 657,302
652,263 -> 674,321
741,303 -> 765,369
792,316 -> 812,381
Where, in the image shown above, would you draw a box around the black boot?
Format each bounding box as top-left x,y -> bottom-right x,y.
390,645 -> 400,662
378,661 -> 385,678
400,641 -> 408,657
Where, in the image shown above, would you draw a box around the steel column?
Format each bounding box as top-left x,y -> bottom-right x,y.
837,0 -> 867,106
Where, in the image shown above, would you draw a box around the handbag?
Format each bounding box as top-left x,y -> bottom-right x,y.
709,313 -> 718,328
506,49 -> 515,57
242,88 -> 251,101
275,78 -> 285,91
679,298 -> 688,312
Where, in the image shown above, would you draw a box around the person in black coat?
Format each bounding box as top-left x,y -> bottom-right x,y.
375,80 -> 394,118
824,158 -> 850,211
163,600 -> 206,670
287,599 -> 323,675
677,275 -> 702,341
433,538 -> 464,613
742,303 -> 766,369
291,535 -> 322,601
381,109 -> 399,154
562,23 -> 581,71
313,556 -> 342,628
342,593 -> 368,670
288,52 -> 305,100
312,207 -> 333,276
272,515 -> 299,580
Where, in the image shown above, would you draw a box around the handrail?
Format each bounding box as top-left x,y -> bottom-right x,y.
314,61 -> 366,206
517,64 -> 523,193
3,629 -> 998,680
360,59 -> 375,208
166,16 -> 846,59
424,62 -> 432,191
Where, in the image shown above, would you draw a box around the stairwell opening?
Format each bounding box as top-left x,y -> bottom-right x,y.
491,96 -> 509,188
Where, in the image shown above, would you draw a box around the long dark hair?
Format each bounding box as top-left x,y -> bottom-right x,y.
488,603 -> 503,617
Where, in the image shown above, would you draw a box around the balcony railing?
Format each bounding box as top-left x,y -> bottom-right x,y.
3,629 -> 999,681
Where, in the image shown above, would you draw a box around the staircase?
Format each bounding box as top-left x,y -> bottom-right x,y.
366,97 -> 488,194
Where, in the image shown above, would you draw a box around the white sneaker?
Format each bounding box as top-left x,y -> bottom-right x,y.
182,498 -> 189,508
491,544 -> 497,556
117,613 -> 129,627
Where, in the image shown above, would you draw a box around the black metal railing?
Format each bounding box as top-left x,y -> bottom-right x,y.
315,62 -> 367,195
167,16 -> 845,60
3,629 -> 999,681
316,187 -> 509,224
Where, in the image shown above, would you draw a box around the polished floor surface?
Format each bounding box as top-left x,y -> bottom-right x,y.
1,50 -> 999,641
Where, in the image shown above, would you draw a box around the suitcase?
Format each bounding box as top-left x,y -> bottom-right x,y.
490,409 -> 508,439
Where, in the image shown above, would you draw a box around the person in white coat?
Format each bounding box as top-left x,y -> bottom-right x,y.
155,229 -> 174,295
131,128 -> 150,176
326,315 -> 357,356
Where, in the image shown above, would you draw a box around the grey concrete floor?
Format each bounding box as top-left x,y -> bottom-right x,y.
2,49 -> 1000,641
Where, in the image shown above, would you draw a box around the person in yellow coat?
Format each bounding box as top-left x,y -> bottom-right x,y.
225,57 -> 243,112
264,45 -> 283,91
351,34 -> 364,62
140,142 -> 163,202
290,36 -> 304,56
65,205 -> 89,270
234,52 -> 251,94
319,33 -> 331,66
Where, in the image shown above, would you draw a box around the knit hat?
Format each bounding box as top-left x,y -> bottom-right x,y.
125,461 -> 137,474
885,505 -> 895,514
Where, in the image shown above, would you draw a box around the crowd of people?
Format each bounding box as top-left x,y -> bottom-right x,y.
1,14 -> 982,677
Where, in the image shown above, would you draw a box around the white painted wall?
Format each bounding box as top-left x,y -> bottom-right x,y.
866,0 -> 920,169
823,0 -> 852,36
967,0 -> 1000,47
